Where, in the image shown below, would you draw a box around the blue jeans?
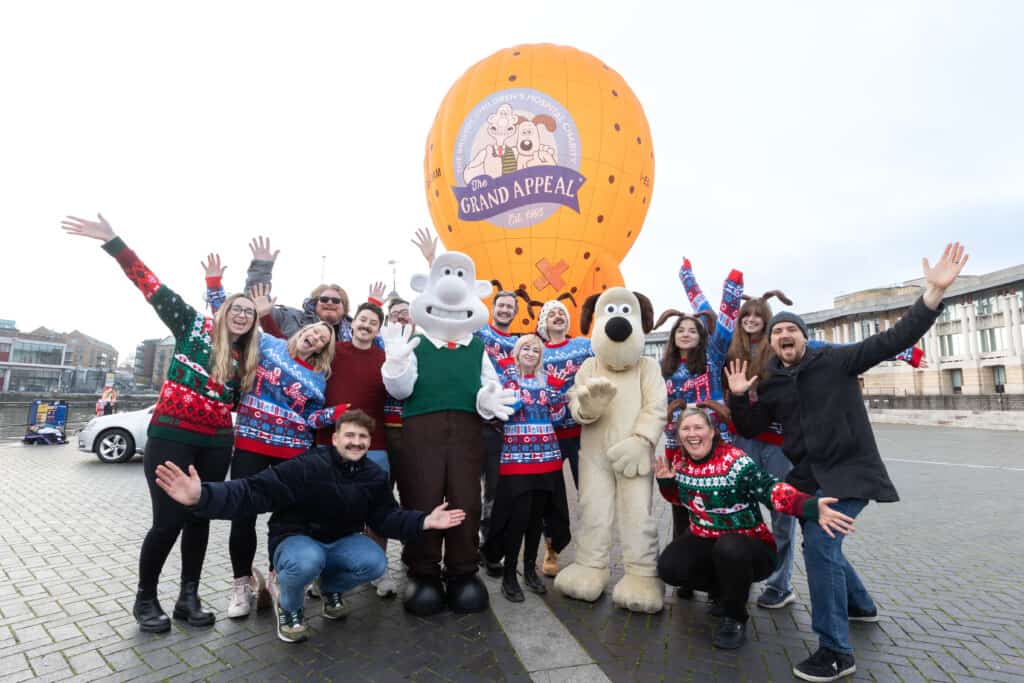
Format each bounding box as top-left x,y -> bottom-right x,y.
800,496 -> 875,654
273,534 -> 387,611
733,436 -> 796,596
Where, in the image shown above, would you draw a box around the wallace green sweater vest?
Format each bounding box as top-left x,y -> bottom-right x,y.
402,336 -> 484,419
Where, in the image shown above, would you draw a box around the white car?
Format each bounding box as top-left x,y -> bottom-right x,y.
78,405 -> 154,463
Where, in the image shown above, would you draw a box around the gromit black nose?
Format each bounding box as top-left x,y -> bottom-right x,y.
605,317 -> 632,342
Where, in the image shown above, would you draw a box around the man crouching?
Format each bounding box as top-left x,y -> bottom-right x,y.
154,410 -> 465,643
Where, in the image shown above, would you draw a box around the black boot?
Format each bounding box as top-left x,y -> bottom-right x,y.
522,561 -> 546,595
133,587 -> 170,633
446,574 -> 490,613
500,564 -> 524,603
712,617 -> 747,650
173,580 -> 215,627
403,576 -> 446,616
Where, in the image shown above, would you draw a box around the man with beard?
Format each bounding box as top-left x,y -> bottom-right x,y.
726,244 -> 968,682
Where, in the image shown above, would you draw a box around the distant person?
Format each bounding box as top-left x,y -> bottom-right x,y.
726,243 -> 968,682
61,213 -> 261,635
152,410 -> 466,643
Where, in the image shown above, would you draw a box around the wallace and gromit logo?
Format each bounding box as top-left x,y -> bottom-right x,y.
452,88 -> 586,229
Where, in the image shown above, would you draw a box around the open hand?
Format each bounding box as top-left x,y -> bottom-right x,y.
654,456 -> 671,479
411,227 -> 437,265
154,461 -> 202,506
923,242 -> 968,291
725,359 -> 758,395
368,281 -> 387,301
381,323 -> 420,364
249,236 -> 280,262
61,213 -> 115,242
248,283 -> 276,318
817,497 -> 856,539
201,253 -> 226,278
423,501 -> 467,530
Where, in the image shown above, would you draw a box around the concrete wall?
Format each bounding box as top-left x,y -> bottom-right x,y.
0,393 -> 159,439
869,409 -> 1024,431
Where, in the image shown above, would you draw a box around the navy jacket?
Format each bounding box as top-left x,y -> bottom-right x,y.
192,445 -> 425,559
729,297 -> 941,502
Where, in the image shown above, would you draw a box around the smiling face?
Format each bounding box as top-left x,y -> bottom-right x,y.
295,323 -> 332,358
225,296 -> 257,337
741,312 -> 766,336
409,252 -> 489,341
352,308 -> 382,347
492,294 -> 517,328
770,321 -> 807,366
678,412 -> 714,461
545,306 -> 568,337
314,287 -> 346,325
516,339 -> 543,375
388,302 -> 411,326
331,422 -> 371,462
674,319 -> 700,351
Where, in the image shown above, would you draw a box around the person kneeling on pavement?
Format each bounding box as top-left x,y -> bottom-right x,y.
655,403 -> 853,650
154,409 -> 466,643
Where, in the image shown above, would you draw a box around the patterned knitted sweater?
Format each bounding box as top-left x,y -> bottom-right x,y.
657,442 -> 819,552
475,324 -> 519,373
207,287 -> 346,458
104,238 -> 238,447
541,337 -> 593,438
665,261 -> 743,466
499,367 -> 568,475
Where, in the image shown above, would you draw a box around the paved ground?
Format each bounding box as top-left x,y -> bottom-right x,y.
1,424 -> 1022,682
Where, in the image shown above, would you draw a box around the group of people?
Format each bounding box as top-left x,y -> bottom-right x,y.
62,214 -> 967,682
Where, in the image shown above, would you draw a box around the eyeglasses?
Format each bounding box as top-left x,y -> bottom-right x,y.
318,296 -> 343,305
228,305 -> 257,319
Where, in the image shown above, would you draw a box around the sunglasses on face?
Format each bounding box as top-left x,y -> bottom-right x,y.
318,296 -> 343,305
228,305 -> 257,319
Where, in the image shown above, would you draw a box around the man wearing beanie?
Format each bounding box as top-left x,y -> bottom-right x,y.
726,243 -> 968,682
536,298 -> 593,576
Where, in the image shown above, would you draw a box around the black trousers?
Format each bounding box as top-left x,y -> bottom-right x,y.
479,422 -> 503,538
485,490 -> 547,568
228,448 -> 281,578
657,532 -> 775,621
139,436 -> 232,593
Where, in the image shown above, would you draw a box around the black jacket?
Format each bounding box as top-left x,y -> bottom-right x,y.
193,445 -> 425,559
729,297 -> 941,502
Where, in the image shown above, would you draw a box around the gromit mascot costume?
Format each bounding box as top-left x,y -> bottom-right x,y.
382,252 -> 518,616
554,288 -> 668,613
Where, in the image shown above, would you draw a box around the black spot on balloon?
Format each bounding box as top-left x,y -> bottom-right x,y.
518,283 -> 527,291
447,225 -> 453,232
608,175 -> 615,184
513,50 -> 521,56
508,74 -> 517,82
611,89 -> 618,97
515,247 -> 523,255
636,136 -> 642,145
627,230 -> 632,238
570,287 -> 577,294
583,251 -> 591,260
596,215 -> 604,223
614,123 -> 620,132
629,185 -> 635,194
434,189 -> 439,198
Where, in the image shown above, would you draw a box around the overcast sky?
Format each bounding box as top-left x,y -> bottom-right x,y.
2,1 -> 1022,360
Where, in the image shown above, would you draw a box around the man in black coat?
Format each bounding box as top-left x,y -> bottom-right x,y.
726,243 -> 968,682
154,410 -> 465,644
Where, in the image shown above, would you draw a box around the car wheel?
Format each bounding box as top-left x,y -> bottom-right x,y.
95,428 -> 136,463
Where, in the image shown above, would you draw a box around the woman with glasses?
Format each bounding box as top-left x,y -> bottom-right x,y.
61,214 -> 262,635
204,271 -> 346,619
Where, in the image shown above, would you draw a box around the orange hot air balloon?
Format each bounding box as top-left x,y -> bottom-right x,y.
424,43 -> 654,337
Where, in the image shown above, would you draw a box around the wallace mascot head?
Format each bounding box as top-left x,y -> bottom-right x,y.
410,252 -> 491,341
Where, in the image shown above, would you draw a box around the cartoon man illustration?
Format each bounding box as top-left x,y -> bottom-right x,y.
463,104 -> 519,182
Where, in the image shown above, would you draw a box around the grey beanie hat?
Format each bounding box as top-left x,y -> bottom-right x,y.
767,311 -> 808,338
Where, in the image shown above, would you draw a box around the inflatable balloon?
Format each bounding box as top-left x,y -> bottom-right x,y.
424,43 -> 654,336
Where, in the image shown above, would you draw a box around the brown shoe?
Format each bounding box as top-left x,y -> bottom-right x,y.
541,540 -> 559,577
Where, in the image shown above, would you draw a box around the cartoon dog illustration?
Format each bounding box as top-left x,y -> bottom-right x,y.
514,114 -> 559,169
463,104 -> 519,183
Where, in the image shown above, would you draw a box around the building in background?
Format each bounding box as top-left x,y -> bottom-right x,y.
151,336 -> 175,388
0,323 -> 127,394
133,338 -> 162,389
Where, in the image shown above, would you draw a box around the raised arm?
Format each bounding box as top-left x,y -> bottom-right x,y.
62,214 -> 203,339
244,235 -> 279,293
678,258 -> 712,314
203,253 -> 228,314
708,268 -> 744,364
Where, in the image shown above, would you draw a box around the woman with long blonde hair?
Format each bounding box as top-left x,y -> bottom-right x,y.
61,214 -> 261,635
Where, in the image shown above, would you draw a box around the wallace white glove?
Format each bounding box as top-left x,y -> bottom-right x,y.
381,324 -> 420,374
478,381 -> 519,422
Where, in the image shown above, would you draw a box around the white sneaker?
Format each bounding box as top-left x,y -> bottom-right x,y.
306,577 -> 321,599
372,574 -> 398,598
227,576 -> 253,618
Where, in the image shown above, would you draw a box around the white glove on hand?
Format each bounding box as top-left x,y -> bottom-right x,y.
608,436 -> 653,478
478,381 -> 519,422
381,324 -> 420,374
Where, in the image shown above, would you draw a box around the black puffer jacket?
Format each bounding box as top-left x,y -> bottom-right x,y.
193,445 -> 424,559
729,297 -> 941,502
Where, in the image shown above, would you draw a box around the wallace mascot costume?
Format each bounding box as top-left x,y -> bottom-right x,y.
382,252 -> 518,615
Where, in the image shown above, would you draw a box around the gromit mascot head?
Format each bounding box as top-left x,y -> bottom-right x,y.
580,287 -> 655,371
410,252 -> 491,341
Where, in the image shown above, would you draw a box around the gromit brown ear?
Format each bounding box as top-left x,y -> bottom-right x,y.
695,309 -> 718,333
533,114 -> 557,132
762,290 -> 793,306
633,292 -> 655,333
654,308 -> 685,330
579,293 -> 601,335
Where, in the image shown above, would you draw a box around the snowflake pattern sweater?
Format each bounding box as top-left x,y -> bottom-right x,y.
500,367 -> 568,475
541,337 -> 593,438
104,238 -> 238,447
475,324 -> 519,373
657,442 -> 819,553
207,286 -> 347,458
665,261 -> 744,465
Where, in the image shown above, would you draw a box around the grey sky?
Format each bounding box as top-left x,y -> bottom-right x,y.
2,1 -> 1021,359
